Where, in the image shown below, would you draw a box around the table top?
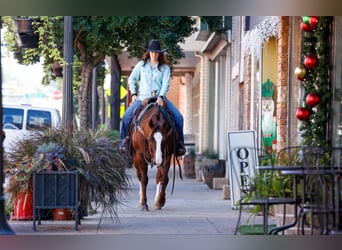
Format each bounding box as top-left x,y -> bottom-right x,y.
257,165 -> 342,175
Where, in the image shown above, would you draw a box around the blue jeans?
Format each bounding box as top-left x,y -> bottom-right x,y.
120,99 -> 184,144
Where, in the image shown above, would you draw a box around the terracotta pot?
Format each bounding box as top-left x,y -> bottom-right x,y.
53,208 -> 72,220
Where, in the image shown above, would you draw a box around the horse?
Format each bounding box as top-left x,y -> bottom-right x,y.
128,97 -> 182,211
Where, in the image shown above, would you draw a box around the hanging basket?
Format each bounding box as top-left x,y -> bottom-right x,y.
13,18 -> 39,48
51,61 -> 63,77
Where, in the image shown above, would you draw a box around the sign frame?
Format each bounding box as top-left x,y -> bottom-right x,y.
227,130 -> 258,209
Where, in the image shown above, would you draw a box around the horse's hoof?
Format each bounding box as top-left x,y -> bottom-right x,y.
140,204 -> 149,211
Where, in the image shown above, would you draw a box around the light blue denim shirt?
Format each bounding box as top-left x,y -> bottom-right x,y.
128,60 -> 170,100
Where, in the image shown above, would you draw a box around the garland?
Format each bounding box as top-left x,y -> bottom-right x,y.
295,16 -> 333,147
242,16 -> 279,56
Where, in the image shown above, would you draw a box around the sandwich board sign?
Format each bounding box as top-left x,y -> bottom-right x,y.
227,130 -> 258,209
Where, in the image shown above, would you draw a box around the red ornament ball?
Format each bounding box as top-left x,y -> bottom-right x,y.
309,16 -> 319,29
306,93 -> 320,107
304,55 -> 318,69
296,107 -> 310,121
301,22 -> 314,32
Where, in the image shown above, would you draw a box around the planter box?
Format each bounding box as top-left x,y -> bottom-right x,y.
201,159 -> 225,189
33,170 -> 79,231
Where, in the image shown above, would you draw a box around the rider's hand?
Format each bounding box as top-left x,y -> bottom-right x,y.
130,95 -> 138,105
156,96 -> 164,107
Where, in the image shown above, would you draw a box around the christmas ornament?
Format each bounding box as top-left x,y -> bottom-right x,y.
304,55 -> 318,69
301,22 -> 314,32
294,65 -> 307,79
301,16 -> 319,32
305,93 -> 321,107
296,107 -> 310,120
302,16 -> 310,25
309,16 -> 319,29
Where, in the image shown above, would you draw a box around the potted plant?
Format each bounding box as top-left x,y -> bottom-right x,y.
199,149 -> 225,189
4,127 -> 130,224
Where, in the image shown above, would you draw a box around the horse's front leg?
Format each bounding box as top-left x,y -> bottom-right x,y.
154,166 -> 169,209
138,172 -> 149,211
135,161 -> 149,211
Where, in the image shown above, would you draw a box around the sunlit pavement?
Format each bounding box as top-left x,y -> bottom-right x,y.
8,166 -> 273,235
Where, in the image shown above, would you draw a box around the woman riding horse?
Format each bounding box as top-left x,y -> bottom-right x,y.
119,39 -> 186,157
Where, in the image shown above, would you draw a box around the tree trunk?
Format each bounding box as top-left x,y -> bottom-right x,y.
109,55 -> 121,131
78,62 -> 93,129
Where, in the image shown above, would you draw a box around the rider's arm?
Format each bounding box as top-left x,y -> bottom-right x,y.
128,61 -> 144,97
158,65 -> 171,98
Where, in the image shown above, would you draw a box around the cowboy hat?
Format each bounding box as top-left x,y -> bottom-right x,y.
147,39 -> 167,53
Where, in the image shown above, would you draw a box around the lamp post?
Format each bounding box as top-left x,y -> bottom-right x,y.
0,16 -> 15,235
62,16 -> 73,131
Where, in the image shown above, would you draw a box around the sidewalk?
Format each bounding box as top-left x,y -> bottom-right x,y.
8,165 -> 272,235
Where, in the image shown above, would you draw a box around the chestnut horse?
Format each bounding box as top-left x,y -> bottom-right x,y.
128,98 -> 182,211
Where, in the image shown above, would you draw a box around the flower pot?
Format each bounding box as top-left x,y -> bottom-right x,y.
182,154 -> 195,178
201,159 -> 225,189
53,208 -> 72,220
12,190 -> 33,220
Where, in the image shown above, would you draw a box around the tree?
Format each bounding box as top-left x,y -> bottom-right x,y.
2,16 -> 198,129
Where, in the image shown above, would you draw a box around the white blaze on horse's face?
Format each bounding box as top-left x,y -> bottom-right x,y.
153,132 -> 163,166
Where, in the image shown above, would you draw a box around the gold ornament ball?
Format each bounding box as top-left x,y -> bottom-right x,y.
294,65 -> 307,78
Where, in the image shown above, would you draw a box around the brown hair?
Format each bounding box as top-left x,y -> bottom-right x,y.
142,51 -> 168,71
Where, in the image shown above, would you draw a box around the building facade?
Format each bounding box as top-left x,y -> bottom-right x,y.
118,16 -> 342,175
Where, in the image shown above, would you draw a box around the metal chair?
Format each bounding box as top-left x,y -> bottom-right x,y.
229,146 -> 298,235
277,146 -> 337,235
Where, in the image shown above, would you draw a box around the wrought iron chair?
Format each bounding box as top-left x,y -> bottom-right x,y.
277,146 -> 337,235
229,146 -> 299,235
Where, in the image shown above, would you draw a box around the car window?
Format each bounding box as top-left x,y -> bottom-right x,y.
27,110 -> 52,130
3,108 -> 24,129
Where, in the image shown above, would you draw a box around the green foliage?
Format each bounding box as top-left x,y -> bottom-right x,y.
201,16 -> 227,33
3,16 -> 197,67
299,16 -> 333,147
202,149 -> 218,159
2,16 -> 200,129
4,127 -> 130,221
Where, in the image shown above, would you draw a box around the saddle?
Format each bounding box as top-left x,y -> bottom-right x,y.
135,97 -> 173,129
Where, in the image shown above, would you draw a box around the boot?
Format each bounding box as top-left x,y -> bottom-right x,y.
119,137 -> 129,152
175,141 -> 186,157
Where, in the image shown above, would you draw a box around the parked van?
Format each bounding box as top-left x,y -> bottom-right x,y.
2,104 -> 61,153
